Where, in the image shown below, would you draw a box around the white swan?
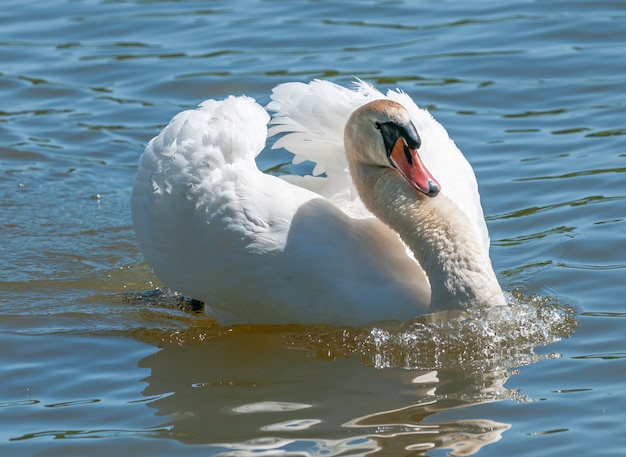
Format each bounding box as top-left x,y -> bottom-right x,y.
131,80 -> 504,326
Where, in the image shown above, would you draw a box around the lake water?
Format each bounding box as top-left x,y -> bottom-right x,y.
1,0 -> 625,455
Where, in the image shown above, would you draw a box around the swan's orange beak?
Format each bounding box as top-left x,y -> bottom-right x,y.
389,138 -> 440,197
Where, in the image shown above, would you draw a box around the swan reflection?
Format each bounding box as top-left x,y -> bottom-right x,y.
139,346 -> 512,456
128,299 -> 575,455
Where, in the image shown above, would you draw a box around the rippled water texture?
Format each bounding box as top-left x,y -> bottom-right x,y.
1,0 -> 625,456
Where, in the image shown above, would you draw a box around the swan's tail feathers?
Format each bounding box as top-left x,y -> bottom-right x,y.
146,95 -> 269,170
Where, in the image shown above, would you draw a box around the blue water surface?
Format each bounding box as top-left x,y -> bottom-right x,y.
1,1 -> 625,456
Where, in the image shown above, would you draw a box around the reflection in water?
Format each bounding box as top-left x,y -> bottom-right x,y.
345,402 -> 511,456
125,291 -> 576,456
138,343 -> 513,456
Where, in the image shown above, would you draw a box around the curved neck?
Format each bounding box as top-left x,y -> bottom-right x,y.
355,166 -> 505,311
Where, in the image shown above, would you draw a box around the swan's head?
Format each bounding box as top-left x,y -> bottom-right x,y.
345,99 -> 440,197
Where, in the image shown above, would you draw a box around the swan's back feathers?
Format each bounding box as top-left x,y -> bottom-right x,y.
131,96 -> 273,302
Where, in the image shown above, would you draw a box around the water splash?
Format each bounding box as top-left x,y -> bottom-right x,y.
99,288 -> 578,373
356,291 -> 577,370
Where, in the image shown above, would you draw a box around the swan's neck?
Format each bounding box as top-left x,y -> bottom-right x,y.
357,167 -> 505,311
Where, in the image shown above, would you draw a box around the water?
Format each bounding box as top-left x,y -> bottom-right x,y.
1,0 -> 625,455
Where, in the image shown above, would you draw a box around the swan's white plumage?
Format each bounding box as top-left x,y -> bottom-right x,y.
131,81 -> 493,326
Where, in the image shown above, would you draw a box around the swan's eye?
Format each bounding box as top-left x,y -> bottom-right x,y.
374,122 -> 382,130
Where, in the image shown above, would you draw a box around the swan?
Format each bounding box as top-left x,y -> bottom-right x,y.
131,80 -> 505,326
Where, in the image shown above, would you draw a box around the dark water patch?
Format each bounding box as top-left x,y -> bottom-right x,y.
513,167 -> 626,181
494,226 -> 575,247
0,399 -> 40,408
581,311 -> 626,318
586,128 -> 626,138
503,108 -> 568,119
488,195 -> 626,221
10,427 -> 179,442
552,127 -> 591,135
528,428 -> 569,436
96,95 -> 155,107
571,352 -> 626,360
44,399 -> 101,408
